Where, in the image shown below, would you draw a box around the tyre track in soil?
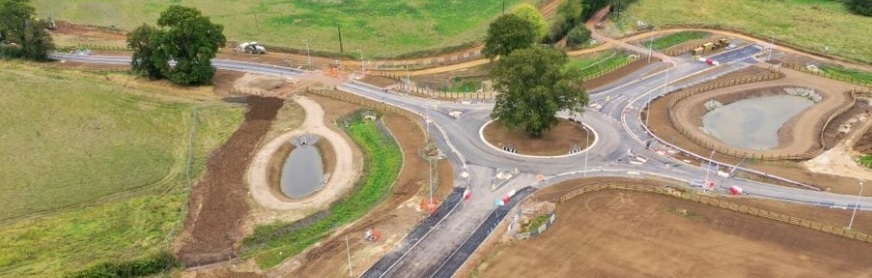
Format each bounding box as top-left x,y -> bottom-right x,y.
175,97 -> 284,267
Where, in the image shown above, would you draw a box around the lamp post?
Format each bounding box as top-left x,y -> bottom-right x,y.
303,39 -> 312,67
703,150 -> 716,190
849,181 -> 864,230
767,31 -> 776,62
584,124 -> 590,177
647,27 -> 656,63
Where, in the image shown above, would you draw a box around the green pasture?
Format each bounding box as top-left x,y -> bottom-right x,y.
619,0 -> 872,64
32,0 -> 538,58
0,63 -> 243,276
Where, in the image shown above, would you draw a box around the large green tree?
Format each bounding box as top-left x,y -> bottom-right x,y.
127,24 -> 162,79
482,13 -> 538,60
846,0 -> 872,16
512,3 -> 547,41
0,0 -> 53,60
490,47 -> 589,137
128,5 -> 226,86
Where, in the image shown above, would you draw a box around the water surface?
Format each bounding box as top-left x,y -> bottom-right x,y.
702,95 -> 813,150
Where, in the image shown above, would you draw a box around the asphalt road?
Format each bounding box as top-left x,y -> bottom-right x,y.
52,42 -> 872,277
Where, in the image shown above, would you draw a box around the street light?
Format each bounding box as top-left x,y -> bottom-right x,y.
703,150 -> 716,190
647,27 -> 656,63
849,181 -> 864,230
356,49 -> 365,75
302,39 -> 312,67
767,31 -> 776,62
584,124 -> 590,177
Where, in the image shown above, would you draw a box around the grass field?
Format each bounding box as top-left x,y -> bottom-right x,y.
32,0 -> 537,58
649,31 -> 708,50
566,51 -> 631,81
0,63 -> 244,276
243,118 -> 402,269
820,65 -> 872,85
620,0 -> 872,64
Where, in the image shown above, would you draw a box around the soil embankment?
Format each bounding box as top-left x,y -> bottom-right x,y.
175,97 -> 284,267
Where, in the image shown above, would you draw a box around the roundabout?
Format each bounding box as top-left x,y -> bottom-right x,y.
479,118 -> 597,157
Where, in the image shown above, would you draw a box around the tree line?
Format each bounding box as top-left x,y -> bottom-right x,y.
0,0 -> 54,61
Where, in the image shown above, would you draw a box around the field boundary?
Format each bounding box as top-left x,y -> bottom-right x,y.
554,183 -> 872,243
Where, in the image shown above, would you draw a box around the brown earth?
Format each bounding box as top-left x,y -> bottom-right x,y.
647,67 -> 871,195
175,97 -> 284,267
471,181 -> 872,277
483,119 -> 593,156
583,59 -> 658,91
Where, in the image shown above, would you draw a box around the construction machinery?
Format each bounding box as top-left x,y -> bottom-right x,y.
236,41 -> 267,54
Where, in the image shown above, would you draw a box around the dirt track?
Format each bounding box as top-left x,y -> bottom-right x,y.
175,97 -> 283,267
472,188 -> 872,277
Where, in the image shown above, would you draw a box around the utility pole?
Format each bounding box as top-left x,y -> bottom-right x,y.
253,12 -> 260,32
303,39 -> 312,67
849,181 -> 864,230
337,25 -> 344,53
345,235 -> 353,277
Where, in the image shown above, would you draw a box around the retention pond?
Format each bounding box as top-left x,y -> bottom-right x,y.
702,95 -> 814,150
281,134 -> 325,198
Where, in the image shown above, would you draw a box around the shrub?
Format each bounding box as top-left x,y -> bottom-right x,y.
64,251 -> 181,278
846,0 -> 872,16
567,27 -> 592,47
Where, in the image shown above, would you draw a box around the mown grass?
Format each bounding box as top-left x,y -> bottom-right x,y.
0,63 -> 244,276
649,31 -> 708,50
820,65 -> 872,85
566,51 -> 631,81
32,0 -> 537,58
242,119 -> 402,269
620,0 -> 872,64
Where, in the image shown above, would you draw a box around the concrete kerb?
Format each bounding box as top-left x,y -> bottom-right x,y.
621,67 -> 818,190
477,119 -> 600,159
340,81 -> 468,168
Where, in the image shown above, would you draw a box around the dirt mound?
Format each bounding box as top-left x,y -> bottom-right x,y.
175,97 -> 283,267
482,119 -> 592,156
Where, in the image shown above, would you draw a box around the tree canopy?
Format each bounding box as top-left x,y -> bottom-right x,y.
128,5 -> 226,86
512,3 -> 547,41
490,47 -> 589,137
482,13 -> 539,60
846,0 -> 872,16
0,0 -> 54,61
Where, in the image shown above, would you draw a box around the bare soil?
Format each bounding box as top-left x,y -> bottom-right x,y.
647,67 -> 871,195
472,183 -> 872,277
482,119 -> 593,156
583,59 -> 657,91
175,97 -> 284,267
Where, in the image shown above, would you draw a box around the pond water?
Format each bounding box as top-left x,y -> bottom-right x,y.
280,134 -> 325,198
702,95 -> 814,150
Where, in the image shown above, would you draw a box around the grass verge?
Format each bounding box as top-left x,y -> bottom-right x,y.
649,31 -> 708,50
0,63 -> 244,276
566,51 -> 631,81
242,117 -> 402,269
859,155 -> 872,169
620,0 -> 872,64
819,65 -> 872,85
